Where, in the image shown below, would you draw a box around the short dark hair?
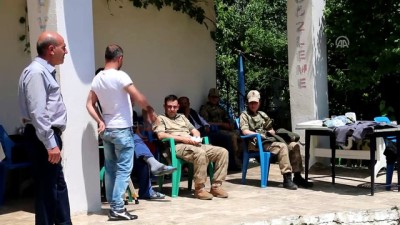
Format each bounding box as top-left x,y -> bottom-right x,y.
178,96 -> 189,102
95,67 -> 104,75
164,94 -> 178,104
37,36 -> 58,56
105,44 -> 123,61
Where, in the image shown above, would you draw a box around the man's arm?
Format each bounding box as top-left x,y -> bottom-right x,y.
240,113 -> 275,135
154,117 -> 199,146
124,84 -> 157,123
86,90 -> 105,133
24,71 -> 61,164
199,105 -> 232,130
24,72 -> 57,149
196,112 -> 210,133
240,116 -> 257,135
157,131 -> 200,146
240,113 -> 257,135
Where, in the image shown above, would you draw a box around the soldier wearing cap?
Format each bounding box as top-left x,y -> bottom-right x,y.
239,90 -> 313,189
199,88 -> 242,170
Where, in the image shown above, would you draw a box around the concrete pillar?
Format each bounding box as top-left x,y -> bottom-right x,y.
287,0 -> 329,131
27,0 -> 100,214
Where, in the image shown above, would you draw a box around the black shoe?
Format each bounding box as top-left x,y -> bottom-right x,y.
108,208 -> 138,221
293,176 -> 313,188
283,173 -> 298,190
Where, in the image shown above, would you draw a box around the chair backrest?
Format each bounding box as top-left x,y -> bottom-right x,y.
235,118 -> 240,130
0,125 -> 15,164
374,116 -> 391,124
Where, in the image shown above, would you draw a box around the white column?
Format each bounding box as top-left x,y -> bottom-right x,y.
287,0 -> 329,166
287,0 -> 329,129
27,0 -> 100,214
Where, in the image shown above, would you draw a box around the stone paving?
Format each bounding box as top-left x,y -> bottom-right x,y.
0,162 -> 399,225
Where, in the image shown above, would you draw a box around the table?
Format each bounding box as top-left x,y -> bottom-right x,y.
296,120 -> 400,196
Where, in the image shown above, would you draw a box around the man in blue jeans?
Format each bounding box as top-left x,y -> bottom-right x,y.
133,134 -> 174,199
86,44 -> 158,220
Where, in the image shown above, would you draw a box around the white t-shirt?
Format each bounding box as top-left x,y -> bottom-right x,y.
91,69 -> 133,128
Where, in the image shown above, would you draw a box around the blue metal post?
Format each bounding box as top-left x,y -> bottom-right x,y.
238,54 -> 245,114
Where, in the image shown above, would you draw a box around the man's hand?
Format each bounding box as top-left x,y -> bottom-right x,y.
204,126 -> 210,134
268,128 -> 276,135
183,107 -> 190,117
98,121 -> 106,134
148,111 -> 159,124
48,146 -> 61,164
182,136 -> 201,146
221,122 -> 233,130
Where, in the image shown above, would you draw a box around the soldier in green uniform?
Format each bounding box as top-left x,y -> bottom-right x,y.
239,90 -> 313,189
153,94 -> 229,200
199,88 -> 242,170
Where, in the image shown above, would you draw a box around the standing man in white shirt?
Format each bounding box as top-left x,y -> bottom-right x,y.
86,44 -> 157,221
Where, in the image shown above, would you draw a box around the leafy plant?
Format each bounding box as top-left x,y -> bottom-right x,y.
19,6 -> 30,53
325,0 -> 400,120
215,0 -> 290,127
107,0 -> 216,32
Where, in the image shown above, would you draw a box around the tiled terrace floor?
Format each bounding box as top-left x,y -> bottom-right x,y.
0,162 -> 399,225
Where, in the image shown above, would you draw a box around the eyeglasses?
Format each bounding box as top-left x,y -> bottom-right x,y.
166,105 -> 179,109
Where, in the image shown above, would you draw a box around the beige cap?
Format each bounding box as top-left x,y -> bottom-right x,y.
208,88 -> 219,97
247,90 -> 260,102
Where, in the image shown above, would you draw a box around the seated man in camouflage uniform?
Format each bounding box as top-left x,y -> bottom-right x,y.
153,94 -> 229,200
199,88 -> 242,170
239,90 -> 313,190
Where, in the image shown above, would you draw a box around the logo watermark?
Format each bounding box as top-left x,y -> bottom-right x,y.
335,36 -> 349,48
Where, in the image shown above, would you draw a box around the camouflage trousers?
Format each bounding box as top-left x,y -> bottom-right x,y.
175,143 -> 229,187
265,142 -> 303,175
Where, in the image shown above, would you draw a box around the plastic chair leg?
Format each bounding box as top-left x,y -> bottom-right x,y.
241,154 -> 250,184
187,164 -> 194,191
207,163 -> 214,185
386,163 -> 394,191
171,161 -> 182,197
157,175 -> 164,192
100,166 -> 105,183
260,152 -> 270,188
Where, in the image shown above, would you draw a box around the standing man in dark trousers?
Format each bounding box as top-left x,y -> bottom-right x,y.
18,31 -> 72,225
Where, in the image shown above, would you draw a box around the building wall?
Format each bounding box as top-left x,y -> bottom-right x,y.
1,0 -> 217,213
93,0 -> 216,114
0,0 -> 216,131
0,0 -> 31,133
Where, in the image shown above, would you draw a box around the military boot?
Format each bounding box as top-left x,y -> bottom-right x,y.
283,173 -> 298,190
293,172 -> 313,188
194,184 -> 213,200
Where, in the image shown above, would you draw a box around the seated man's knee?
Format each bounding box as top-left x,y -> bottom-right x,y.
193,148 -> 208,161
288,142 -> 300,151
270,142 -> 288,155
221,147 -> 229,157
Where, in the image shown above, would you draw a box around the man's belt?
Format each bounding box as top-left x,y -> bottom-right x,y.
25,123 -> 63,136
51,127 -> 62,136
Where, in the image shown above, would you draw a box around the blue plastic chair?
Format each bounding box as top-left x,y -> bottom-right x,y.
0,125 -> 32,206
373,116 -> 396,190
235,118 -> 271,188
